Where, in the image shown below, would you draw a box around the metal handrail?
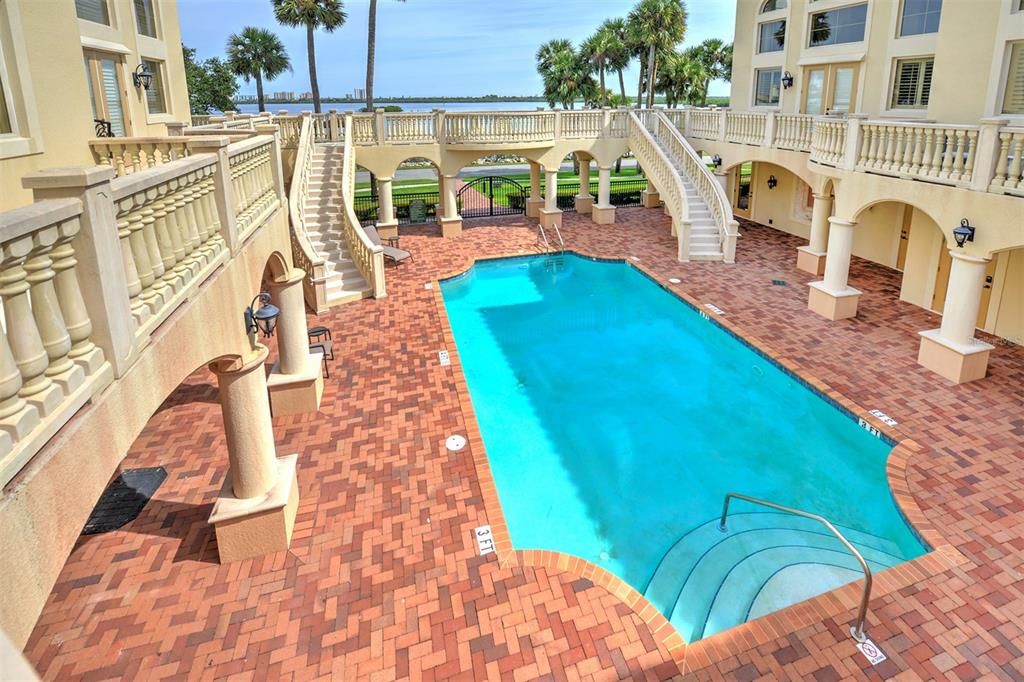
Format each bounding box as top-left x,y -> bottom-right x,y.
719,492 -> 872,642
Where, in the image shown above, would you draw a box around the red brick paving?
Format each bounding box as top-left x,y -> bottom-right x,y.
24,208 -> 1024,680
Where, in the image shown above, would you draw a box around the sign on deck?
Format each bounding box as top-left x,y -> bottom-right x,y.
408,199 -> 428,224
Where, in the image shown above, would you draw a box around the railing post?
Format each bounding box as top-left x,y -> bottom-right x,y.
718,109 -> 729,141
435,109 -> 446,145
762,111 -> 776,148
328,109 -> 340,141
375,108 -> 386,144
187,136 -> 240,254
255,124 -> 286,206
165,121 -> 187,137
602,107 -> 612,137
972,117 -> 1009,192
553,109 -> 563,139
842,114 -> 867,171
684,108 -> 693,137
22,167 -> 138,377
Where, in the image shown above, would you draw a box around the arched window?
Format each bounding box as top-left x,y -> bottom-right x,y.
761,0 -> 787,12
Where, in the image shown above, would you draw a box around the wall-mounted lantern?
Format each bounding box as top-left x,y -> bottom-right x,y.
781,71 -> 794,89
711,153 -> 723,169
244,293 -> 279,338
952,218 -> 975,248
132,63 -> 153,91
766,174 -> 778,190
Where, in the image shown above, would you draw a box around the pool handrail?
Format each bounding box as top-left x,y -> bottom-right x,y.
718,491 -> 873,642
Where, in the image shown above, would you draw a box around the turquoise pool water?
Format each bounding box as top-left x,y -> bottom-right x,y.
440,254 -> 926,641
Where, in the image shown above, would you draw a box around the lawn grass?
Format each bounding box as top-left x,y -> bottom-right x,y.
354,167 -> 642,195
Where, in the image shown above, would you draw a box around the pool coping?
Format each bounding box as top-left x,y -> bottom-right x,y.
430,247 -> 967,671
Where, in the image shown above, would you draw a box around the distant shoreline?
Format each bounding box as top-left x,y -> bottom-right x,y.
232,95 -> 729,107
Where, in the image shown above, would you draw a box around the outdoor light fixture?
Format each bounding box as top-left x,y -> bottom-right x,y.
781,71 -> 794,89
244,292 -> 279,338
711,154 -> 723,169
953,218 -> 975,248
766,174 -> 778,190
132,63 -> 153,90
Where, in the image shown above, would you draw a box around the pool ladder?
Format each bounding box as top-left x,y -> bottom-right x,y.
537,221 -> 565,255
719,492 -> 873,642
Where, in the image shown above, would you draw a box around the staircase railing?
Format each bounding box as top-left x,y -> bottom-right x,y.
286,114 -> 330,312
340,115 -> 386,298
719,492 -> 873,642
652,111 -> 739,262
628,111 -> 689,254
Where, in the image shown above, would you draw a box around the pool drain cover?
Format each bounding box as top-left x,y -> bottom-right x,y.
446,435 -> 467,452
82,466 -> 166,535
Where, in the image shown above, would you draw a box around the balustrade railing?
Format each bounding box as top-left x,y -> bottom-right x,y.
856,122 -> 978,185
689,109 -> 721,140
627,111 -> 687,243
286,115 -> 330,312
228,138 -> 279,241
352,114 -> 377,145
384,113 -> 436,143
340,115 -> 386,297
0,199 -> 114,488
191,115 -> 211,127
725,112 -> 766,146
274,115 -> 303,148
809,117 -> 849,167
991,128 -> 1024,197
445,112 -> 556,144
561,111 -> 603,138
90,138 -> 193,178
772,114 -> 814,152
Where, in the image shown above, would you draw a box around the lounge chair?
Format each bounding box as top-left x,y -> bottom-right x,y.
365,226 -> 412,265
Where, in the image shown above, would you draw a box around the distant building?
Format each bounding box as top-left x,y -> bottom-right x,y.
299,91 -> 313,100
353,88 -> 366,100
272,91 -> 295,101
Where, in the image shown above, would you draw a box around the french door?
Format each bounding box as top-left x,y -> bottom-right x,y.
83,50 -> 129,136
802,63 -> 860,115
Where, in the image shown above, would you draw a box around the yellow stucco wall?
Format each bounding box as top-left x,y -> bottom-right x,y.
1,0 -> 191,210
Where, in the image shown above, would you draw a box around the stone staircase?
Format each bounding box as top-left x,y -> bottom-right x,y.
652,136 -> 724,261
305,144 -> 372,304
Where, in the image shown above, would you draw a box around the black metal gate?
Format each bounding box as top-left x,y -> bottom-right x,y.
457,176 -> 527,219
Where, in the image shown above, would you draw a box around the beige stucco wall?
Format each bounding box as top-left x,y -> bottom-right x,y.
731,0 -> 1024,124
744,162 -> 812,239
0,208 -> 291,647
992,248 -> 1024,344
1,0 -> 191,210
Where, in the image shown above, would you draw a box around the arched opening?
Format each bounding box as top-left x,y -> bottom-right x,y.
723,161 -> 812,235
353,160 -> 442,233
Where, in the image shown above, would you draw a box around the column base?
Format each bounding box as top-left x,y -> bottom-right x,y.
267,352 -> 324,417
591,204 -> 616,225
440,216 -> 462,238
796,247 -> 827,276
807,281 -> 862,320
376,220 -> 399,240
526,198 -> 544,218
209,454 -> 300,563
917,329 -> 993,384
642,189 -> 661,208
539,208 -> 562,230
574,195 -> 594,214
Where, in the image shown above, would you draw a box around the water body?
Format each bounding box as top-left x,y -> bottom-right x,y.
233,100 -> 561,114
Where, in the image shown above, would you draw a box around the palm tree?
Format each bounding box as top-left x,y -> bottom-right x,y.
226,27 -> 292,112
272,0 -> 346,114
580,29 -> 614,107
628,0 -> 688,108
656,49 -> 708,107
536,39 -> 574,107
690,38 -> 732,106
366,0 -> 406,112
601,18 -> 632,104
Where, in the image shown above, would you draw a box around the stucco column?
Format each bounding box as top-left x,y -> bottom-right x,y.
797,193 -> 832,275
526,161 -> 543,218
713,170 -> 728,194
807,217 -> 861,320
539,168 -> 563,230
574,159 -> 593,214
440,174 -> 462,237
210,346 -> 278,500
917,251 -> 994,383
266,267 -> 323,416
592,166 -> 615,225
376,176 -> 398,239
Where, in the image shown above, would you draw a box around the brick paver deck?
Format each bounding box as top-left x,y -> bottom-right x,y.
24,209 -> 1024,680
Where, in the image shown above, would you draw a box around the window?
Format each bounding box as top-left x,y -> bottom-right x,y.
809,3 -> 868,47
1003,42 -> 1024,115
758,20 -> 786,53
0,74 -> 11,135
755,69 -> 782,106
761,0 -> 787,12
899,0 -> 941,37
143,59 -> 167,114
891,57 -> 933,108
75,0 -> 110,25
84,50 -> 127,136
134,0 -> 157,37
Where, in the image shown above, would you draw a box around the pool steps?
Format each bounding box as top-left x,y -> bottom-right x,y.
643,512 -> 907,643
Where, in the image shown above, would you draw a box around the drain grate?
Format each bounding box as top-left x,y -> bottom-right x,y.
771,279 -> 788,286
82,466 -> 167,535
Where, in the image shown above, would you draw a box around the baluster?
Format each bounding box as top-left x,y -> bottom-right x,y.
858,126 -> 873,167
1004,135 -> 1023,189
897,127 -> 914,174
163,180 -> 190,283
882,126 -> 898,172
181,177 -> 205,267
114,147 -> 127,178
151,184 -> 181,294
0,317 -> 37,447
962,130 -> 978,183
50,217 -> 103,374
137,196 -> 164,313
24,227 -> 83,393
0,237 -> 62,416
949,130 -> 966,180
939,129 -> 956,179
115,198 -> 149,325
991,133 -> 1011,187
909,128 -> 925,176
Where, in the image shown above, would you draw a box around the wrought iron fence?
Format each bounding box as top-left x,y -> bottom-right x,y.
352,190 -> 441,226
556,177 -> 647,211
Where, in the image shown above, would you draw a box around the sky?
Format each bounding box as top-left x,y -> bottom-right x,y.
177,0 -> 737,99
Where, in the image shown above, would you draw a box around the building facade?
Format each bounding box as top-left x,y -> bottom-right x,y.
0,0 -> 190,210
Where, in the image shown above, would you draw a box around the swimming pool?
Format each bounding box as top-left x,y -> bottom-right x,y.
440,253 -> 927,643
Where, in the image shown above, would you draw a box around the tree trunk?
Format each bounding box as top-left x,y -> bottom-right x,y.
636,62 -> 645,108
256,71 -> 265,112
366,0 -> 377,112
646,45 -> 657,108
618,68 -> 627,103
599,63 -> 606,107
307,22 -> 321,113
